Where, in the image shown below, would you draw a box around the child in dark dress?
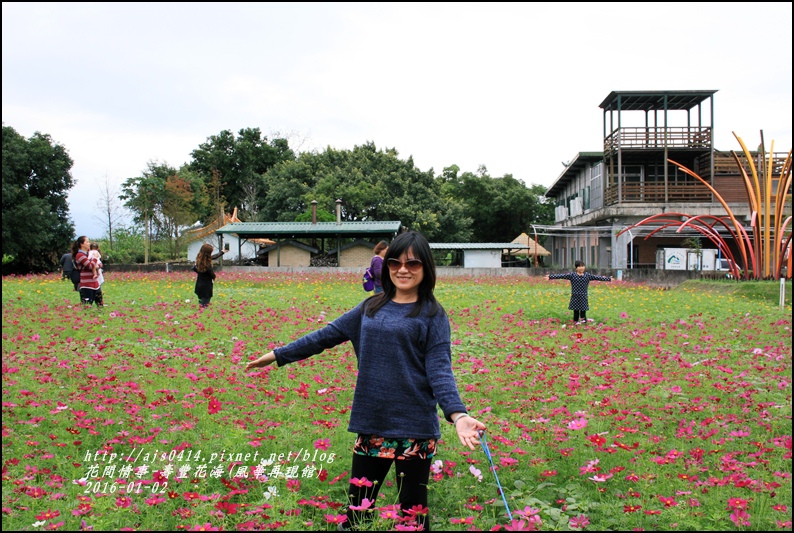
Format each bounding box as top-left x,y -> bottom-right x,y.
547,260 -> 611,323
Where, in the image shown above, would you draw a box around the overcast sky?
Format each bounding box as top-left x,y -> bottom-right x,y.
3,2 -> 792,238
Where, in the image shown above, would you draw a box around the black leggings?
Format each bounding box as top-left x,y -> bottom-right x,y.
574,310 -> 587,322
346,454 -> 431,530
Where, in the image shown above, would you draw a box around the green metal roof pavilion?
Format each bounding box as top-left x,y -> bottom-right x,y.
216,221 -> 402,240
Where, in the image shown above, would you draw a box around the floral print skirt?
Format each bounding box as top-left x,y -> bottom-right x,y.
353,434 -> 437,461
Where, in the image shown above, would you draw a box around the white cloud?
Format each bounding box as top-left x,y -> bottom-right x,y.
3,2 -> 791,238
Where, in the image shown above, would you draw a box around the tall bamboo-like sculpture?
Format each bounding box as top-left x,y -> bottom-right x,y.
618,132 -> 792,280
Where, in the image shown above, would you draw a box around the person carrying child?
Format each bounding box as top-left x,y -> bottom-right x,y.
547,260 -> 611,323
245,231 -> 485,530
71,236 -> 102,307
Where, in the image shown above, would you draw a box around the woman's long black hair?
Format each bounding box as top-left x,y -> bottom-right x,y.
363,231 -> 441,318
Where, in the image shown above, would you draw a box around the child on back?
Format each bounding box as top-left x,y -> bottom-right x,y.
88,243 -> 105,306
88,243 -> 103,282
547,260 -> 611,323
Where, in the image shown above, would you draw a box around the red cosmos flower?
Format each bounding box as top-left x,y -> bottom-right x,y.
587,434 -> 607,447
25,486 -> 48,498
450,517 -> 475,524
215,501 -> 238,515
207,396 -> 221,415
201,387 -> 214,398
644,509 -> 662,515
115,496 -> 132,508
727,497 -> 749,510
404,504 -> 429,517
624,505 -> 642,513
658,495 -> 678,507
540,470 -> 558,477
36,509 -> 61,521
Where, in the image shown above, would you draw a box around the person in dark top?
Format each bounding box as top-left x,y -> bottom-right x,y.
370,240 -> 388,294
59,251 -> 74,285
192,243 -> 226,308
547,260 -> 612,323
245,231 -> 485,530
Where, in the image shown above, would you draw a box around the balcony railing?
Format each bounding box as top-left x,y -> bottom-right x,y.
605,127 -> 711,153
699,151 -> 790,176
604,183 -> 712,204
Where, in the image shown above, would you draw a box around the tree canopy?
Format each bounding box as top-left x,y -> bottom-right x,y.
261,142 -> 473,242
2,125 -> 75,273
188,127 -> 295,221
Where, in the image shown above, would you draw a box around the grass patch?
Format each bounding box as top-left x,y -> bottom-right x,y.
677,278 -> 792,305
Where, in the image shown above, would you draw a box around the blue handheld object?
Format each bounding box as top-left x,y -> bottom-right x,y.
479,430 -> 513,520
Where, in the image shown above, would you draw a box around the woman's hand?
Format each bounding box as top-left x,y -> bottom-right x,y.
245,351 -> 276,371
453,414 -> 487,450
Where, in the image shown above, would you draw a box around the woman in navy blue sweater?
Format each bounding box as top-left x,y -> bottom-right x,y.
246,231 -> 485,530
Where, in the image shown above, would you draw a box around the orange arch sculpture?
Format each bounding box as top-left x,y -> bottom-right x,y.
618,132 -> 791,280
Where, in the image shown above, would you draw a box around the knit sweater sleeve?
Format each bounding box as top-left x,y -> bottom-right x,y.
273,304 -> 360,366
424,309 -> 467,423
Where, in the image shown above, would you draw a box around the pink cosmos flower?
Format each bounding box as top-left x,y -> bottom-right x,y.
505,518 -> 538,531
730,508 -> 751,527
348,498 -> 374,511
349,477 -> 373,487
188,524 -> 219,531
324,514 -> 348,525
569,515 -> 590,529
567,417 -> 588,430
314,438 -> 330,450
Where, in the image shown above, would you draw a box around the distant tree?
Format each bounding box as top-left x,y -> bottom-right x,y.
188,128 -> 294,220
2,125 -> 75,273
120,160 -> 172,263
93,174 -> 127,251
120,161 -> 206,261
261,142 -> 470,241
441,165 -> 553,242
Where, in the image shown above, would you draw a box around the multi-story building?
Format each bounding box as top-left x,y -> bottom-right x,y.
543,90 -> 790,270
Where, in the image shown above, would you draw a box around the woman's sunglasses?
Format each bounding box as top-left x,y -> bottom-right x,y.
387,258 -> 423,272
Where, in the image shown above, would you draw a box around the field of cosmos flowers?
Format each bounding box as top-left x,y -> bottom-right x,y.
1,270 -> 791,531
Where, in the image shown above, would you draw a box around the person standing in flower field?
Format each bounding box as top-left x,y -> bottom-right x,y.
370,240 -> 389,294
59,250 -> 74,283
547,260 -> 611,324
192,243 -> 226,308
71,236 -> 102,307
246,231 -> 486,530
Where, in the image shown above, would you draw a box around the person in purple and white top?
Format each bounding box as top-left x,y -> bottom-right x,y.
370,240 -> 388,294
246,231 -> 485,530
